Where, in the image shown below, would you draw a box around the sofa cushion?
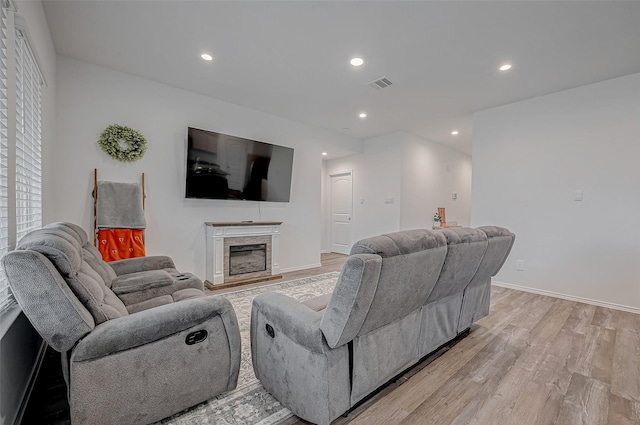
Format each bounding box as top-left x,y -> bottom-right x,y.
2,250 -> 96,352
66,260 -> 129,323
320,254 -> 382,348
171,288 -> 205,302
425,227 -> 488,303
115,272 -> 204,306
18,229 -> 83,276
45,222 -> 89,246
350,229 -> 448,336
17,228 -> 128,325
112,270 -> 174,295
126,295 -> 174,314
125,288 -> 205,314
477,226 -> 516,277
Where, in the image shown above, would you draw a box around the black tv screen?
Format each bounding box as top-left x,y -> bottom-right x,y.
186,127 -> 294,202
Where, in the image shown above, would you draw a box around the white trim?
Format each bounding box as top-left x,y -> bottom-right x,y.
328,170 -> 352,178
320,249 -> 330,254
13,14 -> 46,87
279,262 -> 322,274
492,280 -> 640,315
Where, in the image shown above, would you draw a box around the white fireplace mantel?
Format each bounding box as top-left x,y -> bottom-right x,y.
205,222 -> 282,286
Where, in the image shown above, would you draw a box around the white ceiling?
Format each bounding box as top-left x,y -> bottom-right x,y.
42,1 -> 640,155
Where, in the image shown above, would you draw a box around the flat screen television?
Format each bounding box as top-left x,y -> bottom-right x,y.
186,127 -> 294,202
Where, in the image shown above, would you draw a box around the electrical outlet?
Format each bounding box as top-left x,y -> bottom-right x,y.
452,192 -> 458,200
384,197 -> 394,204
516,260 -> 525,271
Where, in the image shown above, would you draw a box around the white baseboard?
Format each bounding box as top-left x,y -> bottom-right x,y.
279,263 -> 322,274
320,250 -> 330,254
492,280 -> 640,315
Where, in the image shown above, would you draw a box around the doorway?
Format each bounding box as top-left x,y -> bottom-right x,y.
330,171 -> 353,254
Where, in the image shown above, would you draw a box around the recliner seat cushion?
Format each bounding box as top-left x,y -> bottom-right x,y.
114,271 -> 203,306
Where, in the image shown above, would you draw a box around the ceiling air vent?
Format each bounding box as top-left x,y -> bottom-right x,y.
367,76 -> 393,90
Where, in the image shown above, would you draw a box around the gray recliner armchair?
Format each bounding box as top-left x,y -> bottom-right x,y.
2,222 -> 241,425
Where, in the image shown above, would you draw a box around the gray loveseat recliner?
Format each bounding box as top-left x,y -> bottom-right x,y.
2,222 -> 241,425
251,226 -> 514,425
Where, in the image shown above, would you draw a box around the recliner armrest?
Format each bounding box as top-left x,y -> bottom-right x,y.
251,292 -> 326,353
108,255 -> 176,276
73,296 -> 238,361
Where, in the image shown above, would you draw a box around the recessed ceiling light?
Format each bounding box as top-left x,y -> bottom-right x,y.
322,152 -> 328,156
201,53 -> 213,61
350,57 -> 364,67
451,130 -> 459,135
359,112 -> 367,118
499,64 -> 512,71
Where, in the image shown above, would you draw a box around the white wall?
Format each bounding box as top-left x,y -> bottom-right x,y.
400,133 -> 472,229
324,133 -> 403,248
473,72 -> 640,311
323,132 -> 471,251
54,56 -> 361,278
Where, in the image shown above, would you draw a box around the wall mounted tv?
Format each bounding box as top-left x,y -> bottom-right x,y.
186,127 -> 294,202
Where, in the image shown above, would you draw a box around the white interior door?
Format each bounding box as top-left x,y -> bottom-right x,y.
330,172 -> 352,254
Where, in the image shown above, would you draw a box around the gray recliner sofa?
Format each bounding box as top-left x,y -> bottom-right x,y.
250,226 -> 514,425
2,222 -> 241,425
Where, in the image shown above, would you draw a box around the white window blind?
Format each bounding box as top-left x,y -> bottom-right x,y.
14,26 -> 42,242
0,4 -> 13,312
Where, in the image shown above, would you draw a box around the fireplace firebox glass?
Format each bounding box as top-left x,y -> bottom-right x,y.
229,244 -> 267,276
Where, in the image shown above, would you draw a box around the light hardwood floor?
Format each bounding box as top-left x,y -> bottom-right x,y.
277,254 -> 640,425
25,253 -> 640,425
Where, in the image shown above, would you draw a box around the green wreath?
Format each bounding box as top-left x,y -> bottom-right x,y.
98,124 -> 147,162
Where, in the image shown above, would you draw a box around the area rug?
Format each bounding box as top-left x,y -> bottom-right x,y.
156,271 -> 340,425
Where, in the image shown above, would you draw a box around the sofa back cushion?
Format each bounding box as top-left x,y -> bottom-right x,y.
320,254 -> 382,348
349,229 -> 447,335
467,226 -> 515,287
16,227 -> 127,324
45,222 -> 118,287
425,228 -> 488,303
3,250 -> 95,352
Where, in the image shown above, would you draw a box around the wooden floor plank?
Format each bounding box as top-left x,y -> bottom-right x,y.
611,328 -> 640,402
567,325 -> 616,384
592,306 -> 618,330
564,302 -> 598,335
503,381 -> 564,425
556,373 -> 610,425
608,393 -> 640,425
